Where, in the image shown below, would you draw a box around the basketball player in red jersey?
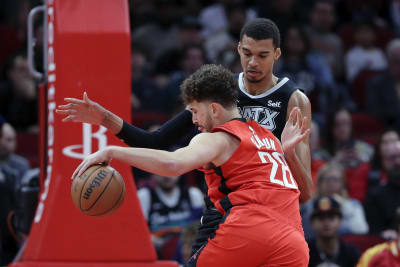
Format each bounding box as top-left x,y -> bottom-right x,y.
73,65 -> 310,266
58,18 -> 312,256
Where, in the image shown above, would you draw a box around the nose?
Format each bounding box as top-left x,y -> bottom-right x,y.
249,56 -> 258,67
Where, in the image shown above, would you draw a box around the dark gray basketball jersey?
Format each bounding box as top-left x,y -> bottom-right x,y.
236,72 -> 299,140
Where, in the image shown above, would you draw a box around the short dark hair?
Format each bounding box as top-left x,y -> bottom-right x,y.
180,64 -> 237,108
240,18 -> 280,48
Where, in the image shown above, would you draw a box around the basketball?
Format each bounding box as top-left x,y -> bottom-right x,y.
71,165 -> 125,216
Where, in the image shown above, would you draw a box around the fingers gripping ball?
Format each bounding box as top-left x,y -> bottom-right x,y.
71,165 -> 125,216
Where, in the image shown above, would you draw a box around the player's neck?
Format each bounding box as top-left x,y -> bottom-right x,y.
244,74 -> 278,96
220,108 -> 242,125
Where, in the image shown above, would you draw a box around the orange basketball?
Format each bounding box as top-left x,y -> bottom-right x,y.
71,165 -> 125,216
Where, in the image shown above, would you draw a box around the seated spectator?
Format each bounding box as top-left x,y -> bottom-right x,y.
365,141 -> 400,241
199,0 -> 257,38
0,117 -> 30,190
347,128 -> 400,203
275,25 -> 336,95
137,173 -> 204,259
308,196 -> 361,267
130,46 -> 164,113
0,53 -> 38,133
154,16 -> 204,82
323,107 -> 374,170
302,162 -> 369,239
357,207 -> 400,266
310,120 -> 330,191
0,168 -> 18,266
304,0 -> 344,80
366,39 -> 400,131
345,22 -> 387,83
160,44 -> 207,115
204,4 -> 246,62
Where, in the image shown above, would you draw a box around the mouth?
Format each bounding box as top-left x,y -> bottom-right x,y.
246,70 -> 260,78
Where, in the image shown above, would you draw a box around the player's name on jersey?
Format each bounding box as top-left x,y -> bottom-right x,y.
248,126 -> 277,151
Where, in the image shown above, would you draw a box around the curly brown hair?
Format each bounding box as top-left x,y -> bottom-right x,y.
180,64 -> 238,108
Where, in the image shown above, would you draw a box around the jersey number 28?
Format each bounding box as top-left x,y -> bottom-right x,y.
258,151 -> 298,189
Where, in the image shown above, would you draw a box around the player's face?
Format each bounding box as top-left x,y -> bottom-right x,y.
188,101 -> 214,132
238,35 -> 281,83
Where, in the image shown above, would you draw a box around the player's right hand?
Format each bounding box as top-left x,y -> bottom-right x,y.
56,91 -> 105,125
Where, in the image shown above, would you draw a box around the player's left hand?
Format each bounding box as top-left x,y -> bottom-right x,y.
72,147 -> 112,179
281,107 -> 310,156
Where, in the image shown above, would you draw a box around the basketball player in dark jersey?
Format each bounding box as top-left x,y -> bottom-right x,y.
57,18 -> 312,254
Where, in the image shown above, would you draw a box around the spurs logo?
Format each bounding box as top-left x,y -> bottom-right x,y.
238,106 -> 279,131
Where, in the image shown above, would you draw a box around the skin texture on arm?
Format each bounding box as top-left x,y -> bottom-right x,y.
285,90 -> 313,203
73,131 -> 237,179
56,92 -> 123,134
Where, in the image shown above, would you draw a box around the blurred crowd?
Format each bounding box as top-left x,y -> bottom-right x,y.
1,0 -> 400,266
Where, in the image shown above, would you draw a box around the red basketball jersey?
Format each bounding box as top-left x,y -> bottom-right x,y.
203,119 -> 302,232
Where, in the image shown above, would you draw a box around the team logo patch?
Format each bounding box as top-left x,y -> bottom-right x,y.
238,106 -> 279,131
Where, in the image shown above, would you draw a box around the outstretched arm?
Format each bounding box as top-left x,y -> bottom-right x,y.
284,91 -> 313,203
73,132 -> 230,179
56,92 -> 194,149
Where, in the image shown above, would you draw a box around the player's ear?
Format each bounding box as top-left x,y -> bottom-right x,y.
237,42 -> 241,54
209,103 -> 220,117
274,48 -> 281,60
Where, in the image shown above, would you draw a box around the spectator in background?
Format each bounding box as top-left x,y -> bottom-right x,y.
0,118 -> 30,187
345,22 -> 387,82
347,129 -> 400,203
275,25 -> 335,92
389,0 -> 400,37
154,16 -> 204,82
307,196 -> 361,267
357,207 -> 400,267
0,0 -> 31,77
160,44 -> 207,115
0,53 -> 38,132
274,25 -> 336,116
309,120 -> 330,190
131,1 -> 203,62
205,4 -> 246,62
302,162 -> 369,239
130,46 -> 164,113
137,173 -> 204,259
304,0 -> 344,80
199,0 -> 257,38
366,39 -> 400,131
323,107 -> 374,170
254,0 -> 303,38
0,115 -> 19,265
365,141 -> 400,241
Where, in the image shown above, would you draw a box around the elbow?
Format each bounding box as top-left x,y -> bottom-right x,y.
162,159 -> 186,177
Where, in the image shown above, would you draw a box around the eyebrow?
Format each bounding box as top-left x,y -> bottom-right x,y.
242,47 -> 270,54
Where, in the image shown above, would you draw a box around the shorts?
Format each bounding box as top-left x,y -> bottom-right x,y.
186,204 -> 309,267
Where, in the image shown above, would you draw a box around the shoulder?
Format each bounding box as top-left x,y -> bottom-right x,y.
357,242 -> 390,266
10,154 -> 30,168
288,90 -> 311,116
